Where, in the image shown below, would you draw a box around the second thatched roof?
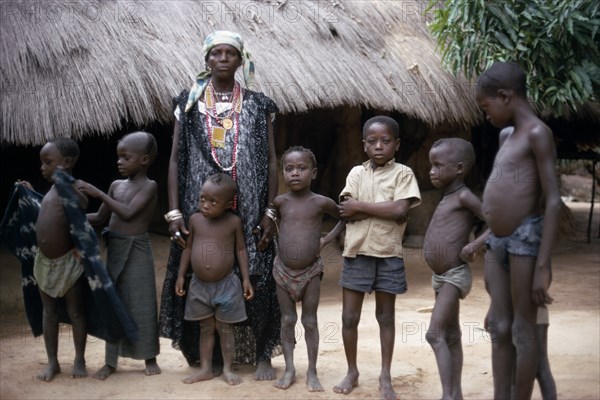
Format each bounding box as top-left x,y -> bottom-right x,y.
1,0 -> 485,145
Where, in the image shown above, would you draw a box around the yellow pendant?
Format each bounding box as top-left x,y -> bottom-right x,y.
211,126 -> 226,148
222,118 -> 233,130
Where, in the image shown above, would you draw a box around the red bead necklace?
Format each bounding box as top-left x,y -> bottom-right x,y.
204,81 -> 242,209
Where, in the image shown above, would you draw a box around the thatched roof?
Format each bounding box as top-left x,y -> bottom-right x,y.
2,0 -> 486,145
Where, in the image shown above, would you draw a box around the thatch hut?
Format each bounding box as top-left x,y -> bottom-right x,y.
2,0 -> 598,239
1,0 -> 481,144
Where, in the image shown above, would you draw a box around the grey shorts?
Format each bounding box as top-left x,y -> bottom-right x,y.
339,255 -> 407,294
486,215 -> 543,270
184,272 -> 247,324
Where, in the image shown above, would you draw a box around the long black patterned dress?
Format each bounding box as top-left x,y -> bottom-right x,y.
158,88 -> 281,366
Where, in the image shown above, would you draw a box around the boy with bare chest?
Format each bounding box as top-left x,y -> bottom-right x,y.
34,137 -> 88,381
423,138 -> 489,399
476,61 -> 561,399
78,131 -> 161,379
271,146 -> 341,392
175,173 -> 254,386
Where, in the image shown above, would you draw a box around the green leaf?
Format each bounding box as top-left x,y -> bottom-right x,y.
493,31 -> 515,50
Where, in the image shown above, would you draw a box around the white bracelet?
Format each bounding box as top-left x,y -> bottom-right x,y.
164,209 -> 183,223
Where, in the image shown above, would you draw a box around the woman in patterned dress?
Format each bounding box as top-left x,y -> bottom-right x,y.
159,31 -> 280,380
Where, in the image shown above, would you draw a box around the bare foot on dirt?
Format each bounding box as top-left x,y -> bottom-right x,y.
93,365 -> 115,380
306,369 -> 324,392
183,368 -> 213,384
254,359 -> 276,380
273,369 -> 296,389
36,362 -> 61,382
144,358 -> 161,376
71,357 -> 87,379
223,370 -> 242,386
379,374 -> 398,400
333,371 -> 359,394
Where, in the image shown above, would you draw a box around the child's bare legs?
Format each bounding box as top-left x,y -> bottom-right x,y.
375,290 -> 398,400
183,317 -> 215,384
273,283 -> 298,390
301,277 -> 323,392
449,306 -> 463,400
64,278 -> 87,378
333,287 -> 364,395
509,254 -> 539,399
484,251 -> 514,399
37,290 -> 61,381
216,320 -> 242,385
426,283 -> 463,400
536,323 -> 556,400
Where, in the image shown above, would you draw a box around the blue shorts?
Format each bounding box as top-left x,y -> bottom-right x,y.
184,272 -> 247,324
339,255 -> 407,294
486,216 -> 543,270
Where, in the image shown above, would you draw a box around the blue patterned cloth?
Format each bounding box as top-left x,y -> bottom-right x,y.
0,183 -> 44,335
1,171 -> 138,342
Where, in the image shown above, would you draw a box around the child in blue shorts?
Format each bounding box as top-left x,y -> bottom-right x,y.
333,116 -> 421,400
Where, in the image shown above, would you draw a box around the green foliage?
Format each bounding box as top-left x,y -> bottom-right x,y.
426,0 -> 600,116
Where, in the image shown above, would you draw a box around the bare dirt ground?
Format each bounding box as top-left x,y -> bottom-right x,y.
1,202 -> 598,400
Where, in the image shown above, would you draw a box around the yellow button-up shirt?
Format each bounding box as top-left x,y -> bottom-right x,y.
340,159 -> 421,258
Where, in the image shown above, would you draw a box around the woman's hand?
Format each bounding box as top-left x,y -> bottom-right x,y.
169,219 -> 189,248
254,215 -> 276,251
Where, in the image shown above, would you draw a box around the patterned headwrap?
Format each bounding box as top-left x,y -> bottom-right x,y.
184,31 -> 255,112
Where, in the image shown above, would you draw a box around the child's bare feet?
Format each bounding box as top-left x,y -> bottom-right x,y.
144,358 -> 161,376
254,359 -> 276,380
273,369 -> 296,390
379,374 -> 398,400
223,370 -> 242,385
306,369 -> 324,392
36,362 -> 61,382
93,365 -> 115,380
183,368 -> 213,384
333,371 -> 359,394
71,357 -> 87,379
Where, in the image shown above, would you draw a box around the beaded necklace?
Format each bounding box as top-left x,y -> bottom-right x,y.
206,81 -> 240,129
204,81 -> 242,208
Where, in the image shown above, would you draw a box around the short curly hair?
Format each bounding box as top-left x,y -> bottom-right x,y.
282,146 -> 317,169
205,172 -> 238,201
362,116 -> 400,139
120,131 -> 158,163
48,137 -> 80,161
476,61 -> 527,98
431,138 -> 476,172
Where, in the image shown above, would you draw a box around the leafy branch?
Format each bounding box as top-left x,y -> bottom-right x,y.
426,0 -> 600,116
